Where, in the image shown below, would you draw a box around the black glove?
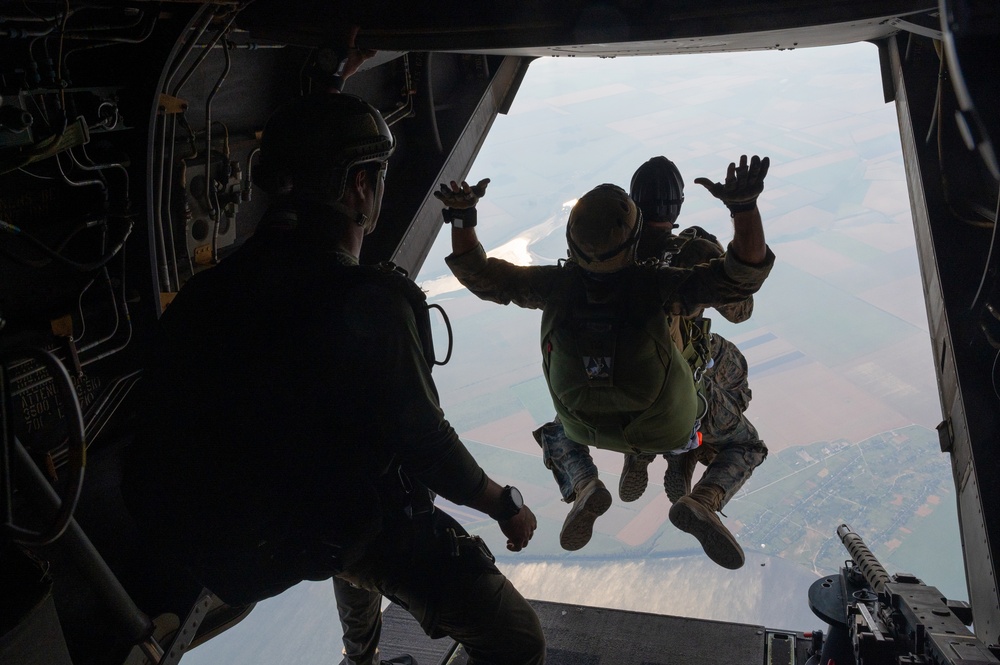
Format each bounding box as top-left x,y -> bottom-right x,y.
433,178 -> 490,209
435,178 -> 490,228
694,155 -> 769,215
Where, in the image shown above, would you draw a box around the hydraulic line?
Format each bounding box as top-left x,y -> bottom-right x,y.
78,267 -> 120,354
165,115 -> 181,288
75,276 -> 94,342
154,103 -> 172,291
211,120 -> 230,158
70,144 -> 128,207
422,53 -> 442,152
82,269 -> 132,365
171,11 -> 240,98
244,146 -> 260,202
0,215 -> 104,269
178,115 -> 198,158
935,52 -> 994,230
177,155 -> 196,277
206,38 -> 233,263
93,101 -> 119,131
204,38 -> 231,213
61,10 -> 158,63
150,5 -> 216,292
161,5 -> 216,96
5,256 -> 132,398
924,42 -> 944,146
56,0 -> 69,109
63,7 -> 146,35
0,216 -> 132,273
0,5 -> 65,39
970,188 -> 1000,312
55,151 -> 107,200
1,25 -> 56,38
78,225 -> 128,360
28,32 -> 56,77
153,7 -> 240,285
384,53 -> 416,127
0,12 -> 57,22
15,167 -> 55,181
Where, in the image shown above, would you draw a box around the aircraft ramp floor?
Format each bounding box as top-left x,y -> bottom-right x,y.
379,599 -> 810,664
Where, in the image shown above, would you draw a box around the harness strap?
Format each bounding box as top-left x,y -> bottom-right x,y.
357,261 -> 445,370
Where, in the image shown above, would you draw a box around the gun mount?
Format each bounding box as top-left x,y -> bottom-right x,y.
806,524 -> 997,665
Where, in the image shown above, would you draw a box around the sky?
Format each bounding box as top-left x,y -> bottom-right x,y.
180,42 -> 964,664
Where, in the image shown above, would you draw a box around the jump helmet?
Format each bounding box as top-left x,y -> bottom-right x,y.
566,183 -> 643,273
629,156 -> 684,227
256,93 -> 395,203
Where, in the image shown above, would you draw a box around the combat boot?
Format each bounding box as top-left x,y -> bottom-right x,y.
663,451 -> 698,503
618,453 -> 656,502
560,476 -> 612,551
668,483 -> 744,569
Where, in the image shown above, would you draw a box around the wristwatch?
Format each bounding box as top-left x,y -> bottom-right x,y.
492,485 -> 523,521
442,207 -> 478,228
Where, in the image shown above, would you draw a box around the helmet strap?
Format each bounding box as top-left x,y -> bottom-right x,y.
571,234 -> 639,264
327,200 -> 370,229
569,209 -> 643,266
318,164 -> 381,233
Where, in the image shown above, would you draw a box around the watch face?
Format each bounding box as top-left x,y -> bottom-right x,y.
509,486 -> 524,510
494,485 -> 524,520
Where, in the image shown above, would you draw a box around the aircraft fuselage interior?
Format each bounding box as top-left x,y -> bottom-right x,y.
1,1 -> 998,663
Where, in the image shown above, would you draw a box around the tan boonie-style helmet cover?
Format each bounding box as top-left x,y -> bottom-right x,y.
566,183 -> 643,273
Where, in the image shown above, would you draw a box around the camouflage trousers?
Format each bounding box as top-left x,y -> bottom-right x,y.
679,332 -> 767,505
534,333 -> 767,506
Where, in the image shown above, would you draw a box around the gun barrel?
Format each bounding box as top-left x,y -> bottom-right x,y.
838,524 -> 891,594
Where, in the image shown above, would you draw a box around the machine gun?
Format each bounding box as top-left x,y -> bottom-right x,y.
807,524 -> 999,665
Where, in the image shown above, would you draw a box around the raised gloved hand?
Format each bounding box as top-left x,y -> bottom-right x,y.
434,178 -> 491,209
694,155 -> 769,214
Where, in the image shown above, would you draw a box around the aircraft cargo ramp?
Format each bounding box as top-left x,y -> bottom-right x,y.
379,599 -> 811,664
